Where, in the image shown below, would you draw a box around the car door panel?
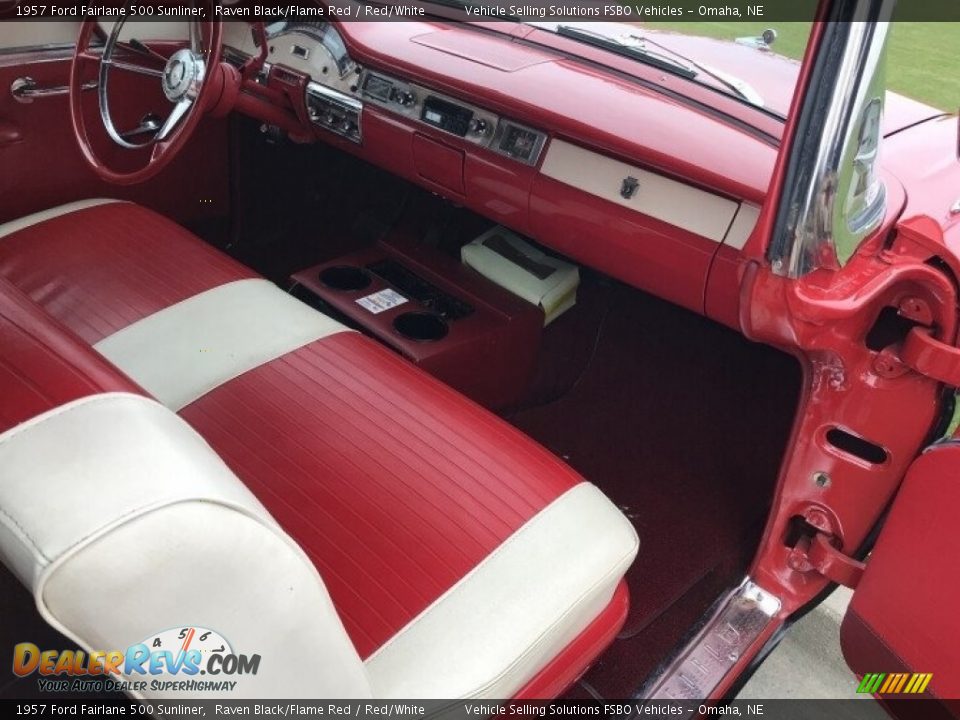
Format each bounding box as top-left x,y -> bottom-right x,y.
841,441 -> 960,702
0,35 -> 228,227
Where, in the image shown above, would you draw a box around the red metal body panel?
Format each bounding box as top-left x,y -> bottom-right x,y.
743,221 -> 958,613
841,443 -> 960,700
882,114 -> 960,236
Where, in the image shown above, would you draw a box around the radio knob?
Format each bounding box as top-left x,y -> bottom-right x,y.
469,118 -> 489,136
393,90 -> 416,107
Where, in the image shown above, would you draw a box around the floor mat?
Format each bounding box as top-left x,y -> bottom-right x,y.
511,279 -> 801,694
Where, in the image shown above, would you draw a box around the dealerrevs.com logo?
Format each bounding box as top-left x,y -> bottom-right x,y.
13,627 -> 260,694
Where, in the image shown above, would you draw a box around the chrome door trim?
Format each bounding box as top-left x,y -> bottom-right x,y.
768,0 -> 895,278
638,577 -> 782,700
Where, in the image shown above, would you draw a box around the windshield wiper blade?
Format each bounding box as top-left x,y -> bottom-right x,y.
628,33 -> 765,107
555,25 -> 697,80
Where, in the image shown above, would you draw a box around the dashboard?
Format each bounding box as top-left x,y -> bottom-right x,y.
221,20 -> 769,327
223,21 -> 547,164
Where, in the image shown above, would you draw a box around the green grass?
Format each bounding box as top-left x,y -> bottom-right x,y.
639,20 -> 960,111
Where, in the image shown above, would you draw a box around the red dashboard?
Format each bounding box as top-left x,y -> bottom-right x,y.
224,20 -> 780,324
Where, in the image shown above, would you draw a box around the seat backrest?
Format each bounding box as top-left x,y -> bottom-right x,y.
0,390 -> 372,699
0,275 -> 141,433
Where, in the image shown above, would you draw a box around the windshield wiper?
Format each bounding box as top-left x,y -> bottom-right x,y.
627,33 -> 765,107
555,25 -> 697,80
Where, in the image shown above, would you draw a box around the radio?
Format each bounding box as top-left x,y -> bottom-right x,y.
306,82 -> 362,144
420,96 -> 474,137
359,69 -> 546,165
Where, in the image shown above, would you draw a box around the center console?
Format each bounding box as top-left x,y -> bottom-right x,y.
290,237 -> 544,410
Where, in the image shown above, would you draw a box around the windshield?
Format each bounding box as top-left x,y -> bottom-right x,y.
526,20 -> 816,118
414,1 -> 958,119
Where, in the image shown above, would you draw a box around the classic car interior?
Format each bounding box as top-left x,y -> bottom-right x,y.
0,15 -> 817,699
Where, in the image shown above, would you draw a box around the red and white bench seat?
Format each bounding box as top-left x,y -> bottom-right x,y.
0,200 -> 638,699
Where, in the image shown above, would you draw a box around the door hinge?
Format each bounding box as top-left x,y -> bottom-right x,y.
901,326 -> 960,387
788,532 -> 866,588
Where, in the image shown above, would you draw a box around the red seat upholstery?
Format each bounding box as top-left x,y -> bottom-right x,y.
0,201 -> 254,344
0,276 -> 142,434
180,332 -> 584,658
0,201 -> 638,698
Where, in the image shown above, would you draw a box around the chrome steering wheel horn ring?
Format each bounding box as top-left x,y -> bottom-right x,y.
99,20 -> 205,150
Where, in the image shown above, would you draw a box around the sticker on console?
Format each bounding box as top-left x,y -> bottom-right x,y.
356,288 -> 408,314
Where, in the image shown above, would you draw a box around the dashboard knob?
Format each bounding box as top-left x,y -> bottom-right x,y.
392,89 -> 416,107
469,118 -> 489,136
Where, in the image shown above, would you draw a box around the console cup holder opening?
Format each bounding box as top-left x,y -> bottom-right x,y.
319,265 -> 372,292
393,312 -> 449,342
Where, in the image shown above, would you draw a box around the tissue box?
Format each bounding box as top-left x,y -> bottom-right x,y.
462,227 -> 579,326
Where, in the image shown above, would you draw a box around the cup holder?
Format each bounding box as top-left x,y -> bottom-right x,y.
319,265 -> 372,292
393,312 -> 449,342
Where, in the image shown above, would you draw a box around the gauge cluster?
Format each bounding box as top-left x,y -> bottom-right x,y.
223,20 -> 361,95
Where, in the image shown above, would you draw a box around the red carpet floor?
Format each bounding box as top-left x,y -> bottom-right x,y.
510,278 -> 801,697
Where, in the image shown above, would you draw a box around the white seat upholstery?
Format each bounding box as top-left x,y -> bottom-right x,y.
94,279 -> 351,410
0,393 -> 371,699
0,391 -> 638,699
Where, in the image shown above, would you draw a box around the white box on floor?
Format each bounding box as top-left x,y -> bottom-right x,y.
461,227 -> 579,326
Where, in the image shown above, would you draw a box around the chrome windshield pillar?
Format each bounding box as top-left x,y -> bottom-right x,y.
768,0 -> 895,278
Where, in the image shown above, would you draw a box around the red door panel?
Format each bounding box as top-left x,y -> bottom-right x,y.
841,441 -> 960,702
0,48 -> 228,227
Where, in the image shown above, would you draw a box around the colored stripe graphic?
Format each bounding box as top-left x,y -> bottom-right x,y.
857,673 -> 933,694
857,673 -> 885,693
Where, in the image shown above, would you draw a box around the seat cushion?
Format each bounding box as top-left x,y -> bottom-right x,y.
0,200 -> 254,344
179,332 -> 589,657
0,200 -> 640,698
0,392 -> 372,699
179,331 -> 638,697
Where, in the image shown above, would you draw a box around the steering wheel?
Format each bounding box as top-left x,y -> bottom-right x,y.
70,19 -> 224,185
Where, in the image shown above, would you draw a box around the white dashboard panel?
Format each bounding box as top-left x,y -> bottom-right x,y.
724,202 -> 761,250
539,140 -> 741,243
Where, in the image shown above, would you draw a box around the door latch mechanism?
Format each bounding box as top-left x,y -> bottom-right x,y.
787,507 -> 866,588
